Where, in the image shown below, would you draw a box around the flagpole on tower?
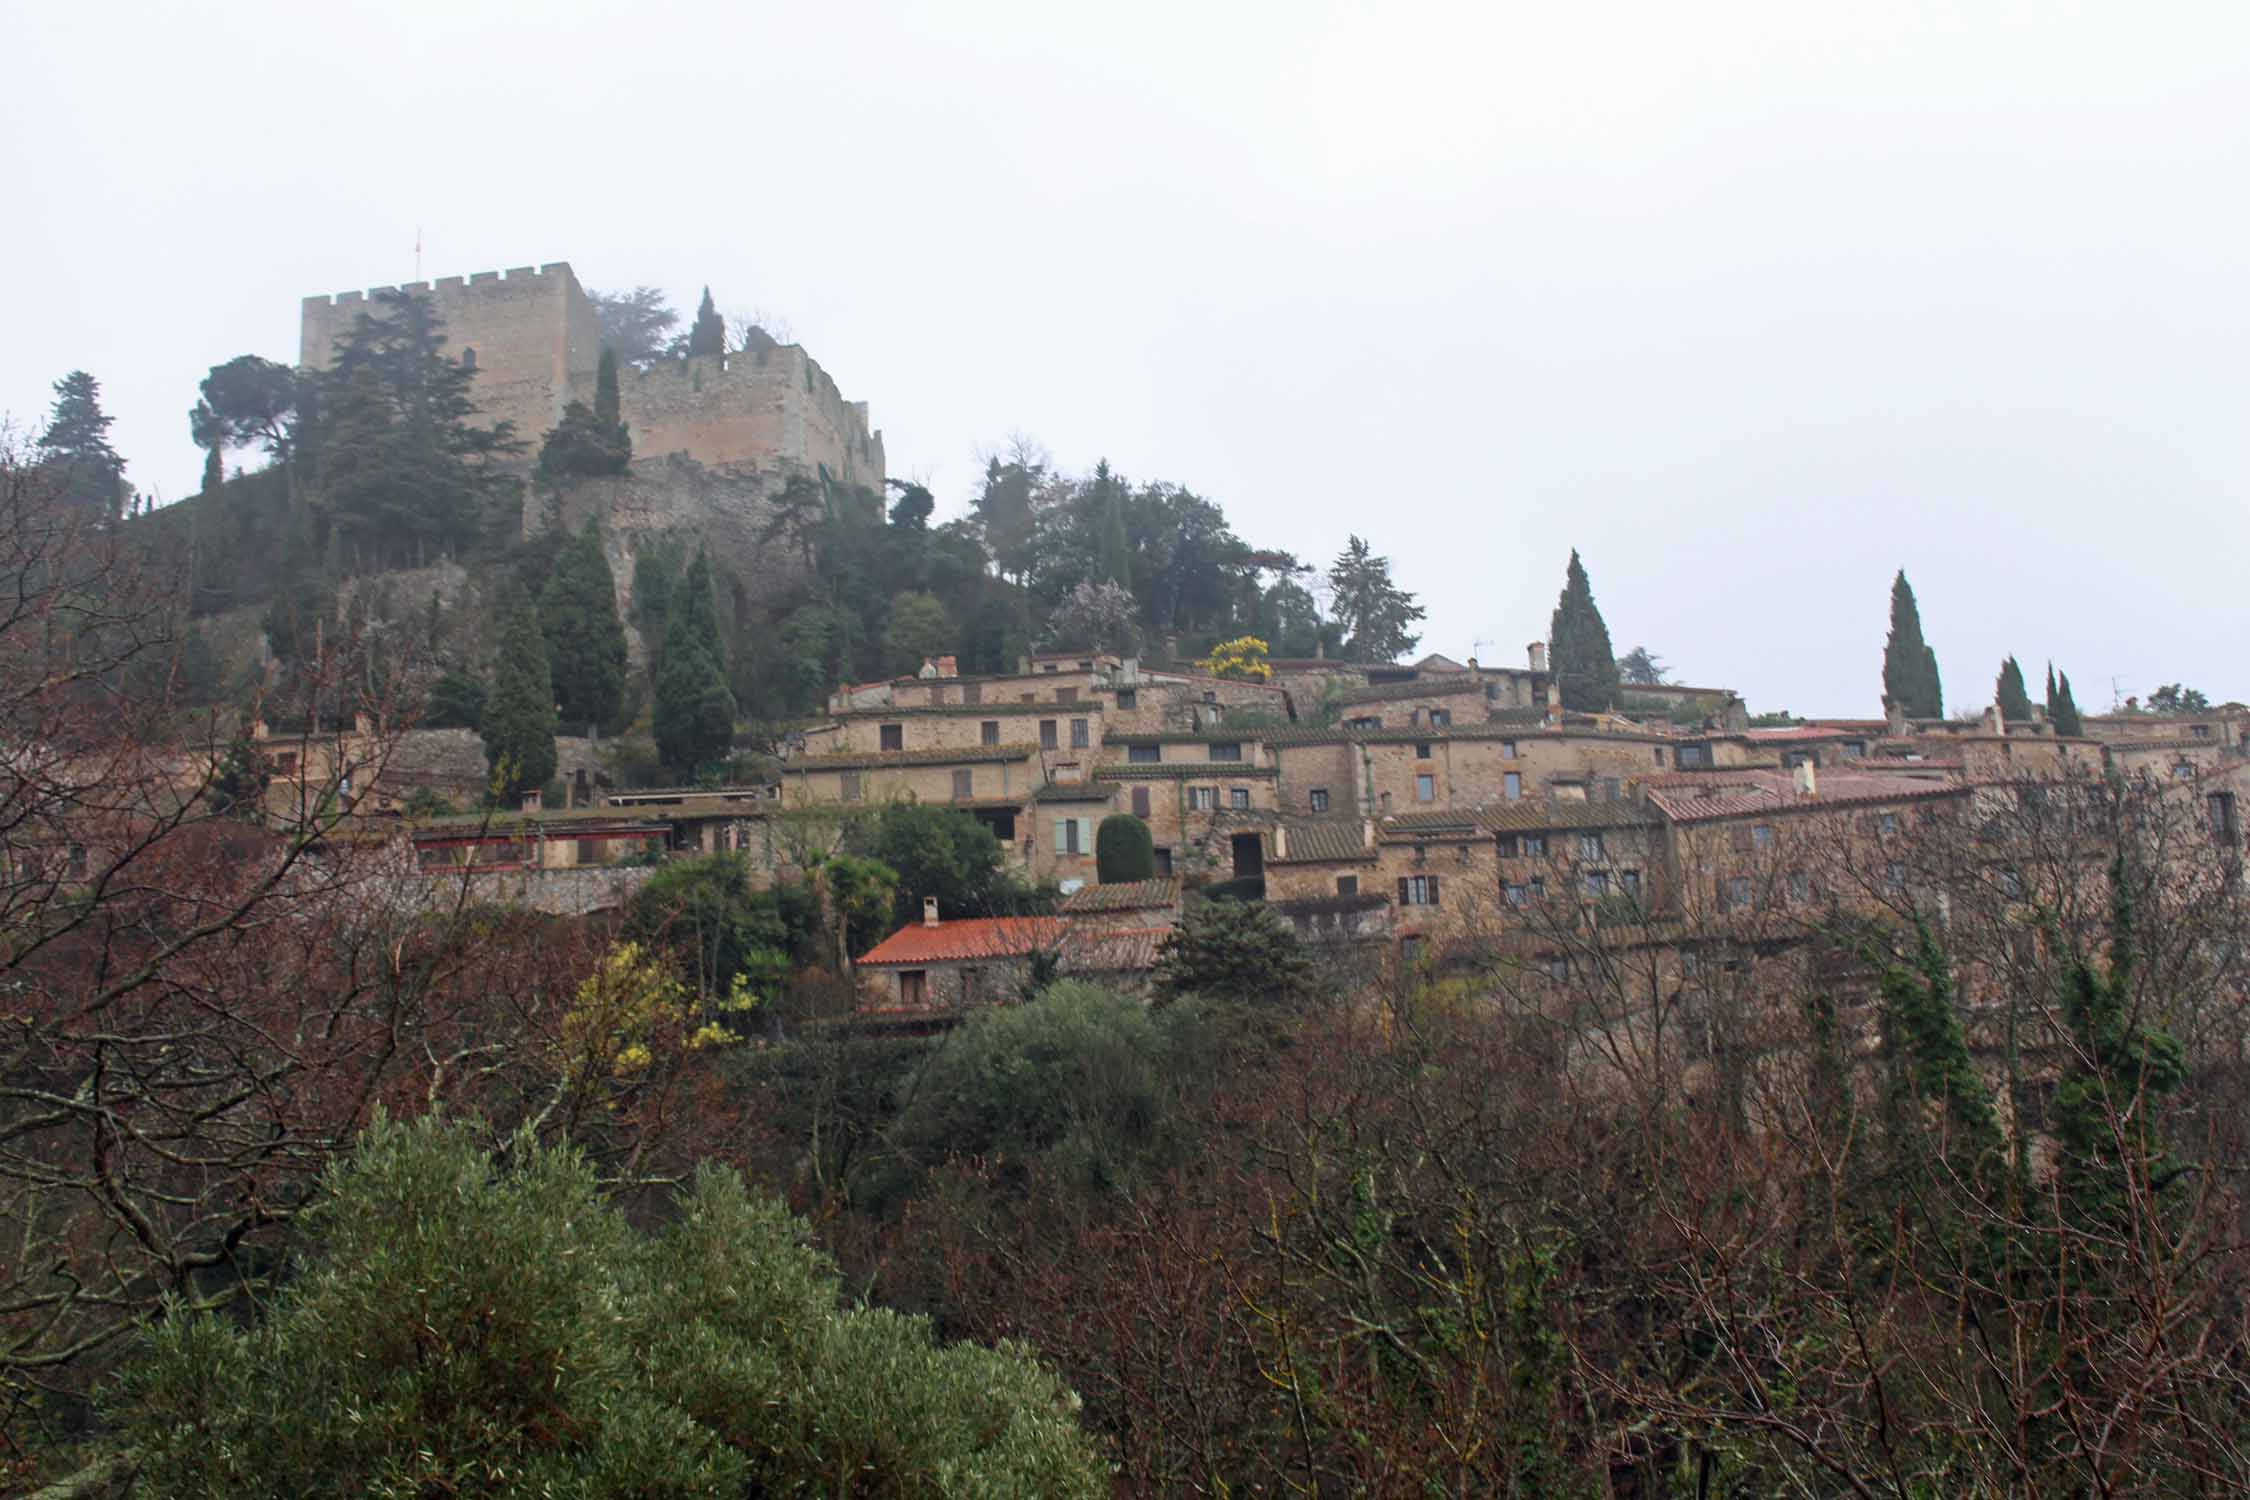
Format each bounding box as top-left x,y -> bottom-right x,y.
414,228 -> 422,280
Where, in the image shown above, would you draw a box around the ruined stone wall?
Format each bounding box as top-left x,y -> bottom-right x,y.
617,345 -> 885,493
301,263 -> 598,447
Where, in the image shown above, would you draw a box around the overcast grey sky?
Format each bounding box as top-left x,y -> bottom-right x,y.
8,1 -> 2245,716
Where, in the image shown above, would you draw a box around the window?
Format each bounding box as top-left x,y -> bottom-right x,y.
1723,876 -> 1751,909
1347,716 -> 1383,730
2173,760 -> 2195,781
1380,791 -> 1391,812
1398,874 -> 1441,906
1885,862 -> 1907,892
1113,687 -> 1138,711
575,838 -> 601,866
1153,846 -> 1173,874
980,720 -> 1000,746
1209,742 -> 1243,762
1521,834 -> 1547,857
1056,686 -> 1078,704
1504,881 -> 1531,907
840,771 -> 862,802
1203,691 -> 1217,704
1416,774 -> 1435,802
1429,708 -> 1451,729
2001,867 -> 2024,899
1189,786 -> 1217,811
1070,718 -> 1090,749
1653,747 -> 1665,766
1416,742 -> 1433,759
1583,870 -> 1609,898
460,346 -> 476,370
2192,723 -> 2212,739
1546,956 -> 1569,982
1502,740 -> 1518,758
1751,824 -> 1773,850
880,723 -> 904,751
1310,787 -> 1330,813
1596,777 -> 1621,802
899,970 -> 928,1008
1579,831 -> 1604,860
1229,787 -> 1250,809
1401,936 -> 1424,961
1128,743 -> 1161,763
1130,786 -> 1151,818
2209,792 -> 2239,840
1787,871 -> 1811,903
1498,834 -> 1521,857
1059,818 -> 1084,855
1878,812 -> 1898,835
1504,772 -> 1522,801
960,967 -> 981,1005
1020,692 -> 1035,702
952,769 -> 973,799
1679,744 -> 1713,769
1413,843 -> 1427,863
1040,719 -> 1058,749
1842,740 -> 1866,759
1621,869 -> 1642,898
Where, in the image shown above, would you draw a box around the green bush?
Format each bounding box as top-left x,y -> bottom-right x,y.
1094,813 -> 1156,883
1154,899 -> 1314,1004
107,1116 -> 1105,1498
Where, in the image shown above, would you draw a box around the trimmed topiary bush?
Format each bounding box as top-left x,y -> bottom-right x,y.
1095,813 -> 1156,883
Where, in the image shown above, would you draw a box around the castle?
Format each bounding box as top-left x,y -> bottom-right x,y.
299,262 -> 887,494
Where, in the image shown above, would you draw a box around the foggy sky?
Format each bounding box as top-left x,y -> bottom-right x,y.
8,1 -> 2246,717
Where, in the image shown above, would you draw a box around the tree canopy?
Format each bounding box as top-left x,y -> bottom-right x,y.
1996,655 -> 2034,721
38,370 -> 127,521
1548,549 -> 1620,711
1881,570 -> 1943,719
540,519 -> 628,732
482,579 -> 558,799
1326,535 -> 1424,664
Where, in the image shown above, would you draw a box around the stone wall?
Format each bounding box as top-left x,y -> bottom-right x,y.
618,346 -> 885,494
301,263 -> 596,448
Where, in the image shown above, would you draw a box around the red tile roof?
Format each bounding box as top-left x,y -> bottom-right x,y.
856,915 -> 1068,967
1648,768 -> 1964,824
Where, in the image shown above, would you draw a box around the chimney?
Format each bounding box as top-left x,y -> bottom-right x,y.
1527,641 -> 1548,674
1982,705 -> 2005,736
922,896 -> 940,927
521,788 -> 542,813
1273,824 -> 1289,860
1793,761 -> 1818,798
936,654 -> 958,678
1884,697 -> 1906,736
918,657 -> 939,679
252,718 -> 270,742
1466,656 -> 1479,672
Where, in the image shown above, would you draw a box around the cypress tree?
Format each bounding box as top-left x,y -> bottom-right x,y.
1881,571 -> 1943,718
540,521 -> 628,734
482,581 -> 559,800
687,288 -> 725,359
1995,656 -> 2033,722
200,444 -> 224,497
1548,549 -> 1620,712
652,549 -> 735,775
595,347 -> 624,431
2048,666 -> 2085,737
1095,814 -> 1156,883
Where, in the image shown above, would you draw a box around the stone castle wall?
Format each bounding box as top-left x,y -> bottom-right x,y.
299,260 -> 884,493
301,263 -> 599,447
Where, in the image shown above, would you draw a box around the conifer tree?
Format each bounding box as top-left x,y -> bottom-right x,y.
2047,664 -> 2085,737
687,287 -> 726,359
482,581 -> 558,800
595,346 -> 624,431
1995,656 -> 2033,722
1326,535 -> 1425,664
1881,570 -> 1943,718
539,520 -> 628,733
1091,459 -> 1132,590
200,444 -> 224,497
37,371 -> 128,521
653,549 -> 735,775
1548,549 -> 1620,712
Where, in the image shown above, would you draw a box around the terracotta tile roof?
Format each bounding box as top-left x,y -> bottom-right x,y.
1103,731 -> 1270,745
1261,722 -> 1671,749
1738,727 -> 1862,742
1060,878 -> 1181,914
1031,782 -> 1116,803
857,916 -> 1069,967
1060,925 -> 1170,973
1093,765 -> 1279,781
1378,801 -> 1661,836
1647,769 -> 1966,824
2104,739 -> 2226,754
1267,818 -> 1377,864
833,702 -> 1080,718
787,743 -> 1039,772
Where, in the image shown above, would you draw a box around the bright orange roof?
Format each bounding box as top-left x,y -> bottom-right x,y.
857,915 -> 1069,967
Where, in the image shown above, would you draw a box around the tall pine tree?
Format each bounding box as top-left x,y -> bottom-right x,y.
652,548 -> 735,775
37,371 -> 128,521
1326,535 -> 1425,664
540,520 -> 628,734
1548,549 -> 1620,712
482,581 -> 559,800
1093,460 -> 1132,591
687,288 -> 725,359
1995,656 -> 2033,722
1881,570 -> 1943,718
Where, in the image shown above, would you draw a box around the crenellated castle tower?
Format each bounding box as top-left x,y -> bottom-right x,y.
298,261 -> 887,494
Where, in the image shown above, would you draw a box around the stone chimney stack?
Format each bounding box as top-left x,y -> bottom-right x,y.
521,788 -> 543,813
1884,698 -> 1907,737
935,655 -> 959,678
1982,705 -> 2005,736
1527,641 -> 1549,674
922,896 -> 940,927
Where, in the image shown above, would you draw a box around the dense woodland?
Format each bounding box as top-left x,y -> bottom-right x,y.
5,289 -> 2243,1495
